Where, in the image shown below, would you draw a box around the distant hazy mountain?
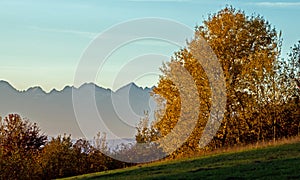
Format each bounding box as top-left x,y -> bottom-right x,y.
0,80 -> 156,139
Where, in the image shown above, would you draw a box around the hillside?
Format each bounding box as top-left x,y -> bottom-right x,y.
61,140 -> 300,180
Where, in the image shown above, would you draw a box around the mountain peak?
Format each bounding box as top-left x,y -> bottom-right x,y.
0,80 -> 19,92
0,80 -> 154,94
0,80 -> 156,139
49,88 -> 59,94
119,82 -> 139,89
79,82 -> 98,88
26,86 -> 46,94
0,80 -> 13,87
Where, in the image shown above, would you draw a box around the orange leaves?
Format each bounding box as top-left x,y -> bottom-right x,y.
147,6 -> 289,157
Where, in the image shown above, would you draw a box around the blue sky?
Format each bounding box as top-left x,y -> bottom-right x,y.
1,0 -> 300,92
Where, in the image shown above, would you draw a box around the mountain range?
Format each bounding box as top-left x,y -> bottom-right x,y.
0,80 -> 156,140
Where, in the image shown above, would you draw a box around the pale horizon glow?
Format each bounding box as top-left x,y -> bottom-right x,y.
0,0 -> 300,92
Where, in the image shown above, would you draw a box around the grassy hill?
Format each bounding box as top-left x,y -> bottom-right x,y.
61,140 -> 300,180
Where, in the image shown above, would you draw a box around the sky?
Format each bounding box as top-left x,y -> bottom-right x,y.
1,0 -> 300,92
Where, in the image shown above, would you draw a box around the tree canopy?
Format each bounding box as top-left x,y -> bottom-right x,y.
136,7 -> 300,158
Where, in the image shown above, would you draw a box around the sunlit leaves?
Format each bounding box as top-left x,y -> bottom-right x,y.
137,7 -> 300,159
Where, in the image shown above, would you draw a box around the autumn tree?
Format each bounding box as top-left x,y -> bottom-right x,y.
195,7 -> 283,146
276,41 -> 300,137
123,112 -> 165,162
39,132 -> 120,179
286,41 -> 300,95
246,40 -> 300,141
0,114 -> 136,178
0,114 -> 47,179
39,134 -> 78,179
138,7 -> 285,157
88,132 -> 119,173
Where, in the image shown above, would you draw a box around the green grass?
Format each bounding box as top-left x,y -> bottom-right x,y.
61,141 -> 300,180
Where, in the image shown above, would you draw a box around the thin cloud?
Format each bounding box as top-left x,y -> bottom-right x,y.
128,0 -> 193,2
250,2 -> 300,7
29,26 -> 98,39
